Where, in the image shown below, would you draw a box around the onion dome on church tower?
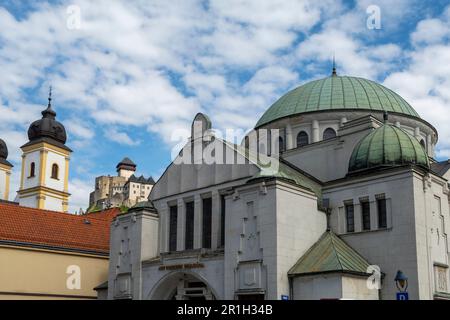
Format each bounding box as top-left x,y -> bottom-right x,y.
26,87 -> 69,149
0,138 -> 13,167
348,116 -> 429,174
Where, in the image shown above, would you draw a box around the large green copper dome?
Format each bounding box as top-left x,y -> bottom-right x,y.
348,124 -> 429,173
255,75 -> 420,128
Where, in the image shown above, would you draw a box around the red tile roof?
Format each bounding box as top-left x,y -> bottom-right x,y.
0,202 -> 120,254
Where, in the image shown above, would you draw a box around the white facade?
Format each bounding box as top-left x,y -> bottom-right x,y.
108,102 -> 449,300
22,150 -> 41,190
0,169 -> 7,200
18,145 -> 71,212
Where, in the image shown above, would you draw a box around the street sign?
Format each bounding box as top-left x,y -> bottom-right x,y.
281,295 -> 289,300
396,292 -> 409,300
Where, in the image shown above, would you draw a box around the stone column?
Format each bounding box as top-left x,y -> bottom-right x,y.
414,127 -> 421,140
159,203 -> 169,253
427,134 -> 433,156
211,191 -> 220,250
370,200 -> 378,230
177,198 -> 185,251
312,120 -> 320,143
353,202 -> 362,233
194,194 -> 203,249
285,124 -> 293,150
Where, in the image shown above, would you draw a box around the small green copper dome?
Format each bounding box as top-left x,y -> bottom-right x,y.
348,124 -> 429,173
255,75 -> 420,128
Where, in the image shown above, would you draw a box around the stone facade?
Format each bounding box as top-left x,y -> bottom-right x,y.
107,75 -> 450,300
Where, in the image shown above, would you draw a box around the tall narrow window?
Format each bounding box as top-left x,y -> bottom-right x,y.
220,195 -> 226,248
296,131 -> 309,147
29,162 -> 35,177
278,136 -> 285,153
345,203 -> 355,233
51,163 -> 59,179
323,128 -> 336,140
169,205 -> 178,252
420,139 -> 426,150
377,198 -> 387,229
202,197 -> 212,249
361,201 -> 371,231
185,201 -> 194,250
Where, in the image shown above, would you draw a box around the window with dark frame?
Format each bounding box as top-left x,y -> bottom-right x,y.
220,195 -> 226,248
345,203 -> 355,233
296,131 -> 309,147
323,128 -> 337,140
361,201 -> 371,231
202,197 -> 212,249
29,162 -> 35,177
278,136 -> 285,153
51,163 -> 59,179
185,201 -> 194,250
377,198 -> 387,229
169,205 -> 178,252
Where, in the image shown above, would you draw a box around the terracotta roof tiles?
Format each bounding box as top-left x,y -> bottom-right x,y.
0,202 -> 119,254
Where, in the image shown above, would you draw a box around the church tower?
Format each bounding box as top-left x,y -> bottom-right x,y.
0,138 -> 13,201
18,89 -> 72,212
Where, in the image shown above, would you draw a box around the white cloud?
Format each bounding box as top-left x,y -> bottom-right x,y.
68,178 -> 93,212
104,127 -> 140,146
411,18 -> 450,45
1,0 -> 450,212
65,119 -> 94,140
384,9 -> 450,160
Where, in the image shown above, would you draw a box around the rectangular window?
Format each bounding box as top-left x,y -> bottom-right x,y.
377,198 -> 387,229
202,197 -> 212,249
361,201 -> 371,231
220,195 -> 226,248
345,203 -> 355,233
169,205 -> 178,252
185,201 -> 194,250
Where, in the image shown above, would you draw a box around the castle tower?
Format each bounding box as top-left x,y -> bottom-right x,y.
18,89 -> 72,212
116,157 -> 136,179
0,138 -> 13,201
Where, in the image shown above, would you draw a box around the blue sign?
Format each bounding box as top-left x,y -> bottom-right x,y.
396,292 -> 409,300
281,295 -> 289,300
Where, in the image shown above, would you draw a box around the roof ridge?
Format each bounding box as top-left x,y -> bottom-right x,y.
328,232 -> 344,271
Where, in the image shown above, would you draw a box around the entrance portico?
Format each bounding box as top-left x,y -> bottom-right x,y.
149,272 -> 216,300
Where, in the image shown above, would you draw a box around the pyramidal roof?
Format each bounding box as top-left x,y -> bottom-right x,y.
117,157 -> 136,167
288,231 -> 372,276
128,174 -> 155,185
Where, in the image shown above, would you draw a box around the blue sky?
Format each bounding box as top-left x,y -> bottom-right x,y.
1,0 -> 450,211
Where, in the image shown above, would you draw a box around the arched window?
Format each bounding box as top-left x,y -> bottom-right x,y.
29,162 -> 35,177
297,131 -> 309,147
323,128 -> 337,140
420,139 -> 426,150
278,136 -> 285,153
51,163 -> 59,179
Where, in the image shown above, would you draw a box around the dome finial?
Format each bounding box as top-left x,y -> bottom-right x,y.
42,85 -> 56,119
332,54 -> 337,76
47,86 -> 53,108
